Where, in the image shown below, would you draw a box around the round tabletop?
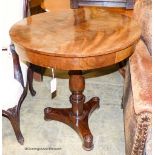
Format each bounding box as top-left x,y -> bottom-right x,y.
10,7 -> 141,70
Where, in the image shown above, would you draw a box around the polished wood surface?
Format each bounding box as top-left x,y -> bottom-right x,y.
10,7 -> 140,150
10,7 -> 140,70
45,71 -> 100,150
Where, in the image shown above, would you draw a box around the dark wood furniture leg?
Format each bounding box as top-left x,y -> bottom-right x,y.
2,85 -> 27,145
2,44 -> 36,145
44,70 -> 100,150
30,64 -> 45,82
2,106 -> 24,145
28,66 -> 36,96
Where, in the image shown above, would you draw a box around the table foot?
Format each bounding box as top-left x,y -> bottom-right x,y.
44,97 -> 99,150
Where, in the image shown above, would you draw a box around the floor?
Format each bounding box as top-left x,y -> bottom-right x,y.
2,66 -> 125,155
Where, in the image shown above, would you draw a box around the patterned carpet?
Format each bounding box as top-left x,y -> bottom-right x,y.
3,67 -> 125,155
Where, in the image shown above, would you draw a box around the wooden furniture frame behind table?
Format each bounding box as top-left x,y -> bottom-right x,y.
71,0 -> 135,9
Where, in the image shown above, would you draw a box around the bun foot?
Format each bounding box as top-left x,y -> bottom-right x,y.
44,97 -> 99,151
83,134 -> 94,151
44,71 -> 100,150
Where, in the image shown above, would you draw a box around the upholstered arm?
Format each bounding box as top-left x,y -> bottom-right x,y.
133,0 -> 152,54
129,40 -> 152,115
123,1 -> 152,154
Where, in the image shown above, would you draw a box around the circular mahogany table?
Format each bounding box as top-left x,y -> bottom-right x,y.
10,7 -> 140,150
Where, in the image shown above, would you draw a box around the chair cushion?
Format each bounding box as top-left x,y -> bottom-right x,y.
129,40 -> 152,114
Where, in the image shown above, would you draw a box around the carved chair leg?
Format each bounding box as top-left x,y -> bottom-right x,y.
28,66 -> 36,96
30,64 -> 45,82
2,85 -> 28,145
10,108 -> 24,145
11,44 -> 36,96
3,106 -> 24,145
2,44 -> 34,144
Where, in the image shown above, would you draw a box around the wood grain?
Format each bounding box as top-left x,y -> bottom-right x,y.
9,7 -> 141,150
10,7 -> 141,70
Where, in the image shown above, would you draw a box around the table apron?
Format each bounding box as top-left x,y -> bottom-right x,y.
14,43 -> 135,70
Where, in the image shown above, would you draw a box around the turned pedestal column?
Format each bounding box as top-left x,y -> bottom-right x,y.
44,70 -> 100,150
10,7 -> 140,150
